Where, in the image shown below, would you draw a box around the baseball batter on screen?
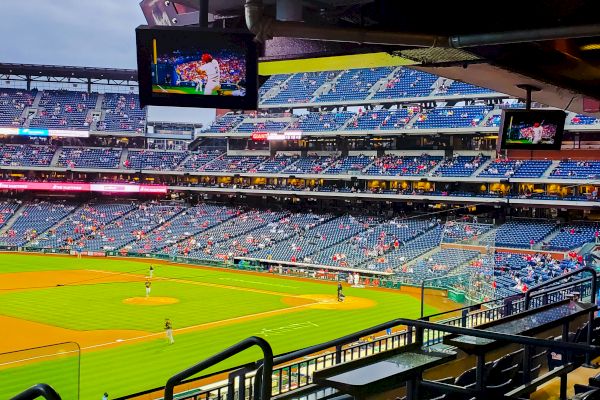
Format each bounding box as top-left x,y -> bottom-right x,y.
195,53 -> 221,95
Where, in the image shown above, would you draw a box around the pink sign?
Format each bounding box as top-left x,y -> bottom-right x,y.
0,181 -> 168,194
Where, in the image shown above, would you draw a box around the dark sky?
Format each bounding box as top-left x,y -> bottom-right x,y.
0,0 -> 146,68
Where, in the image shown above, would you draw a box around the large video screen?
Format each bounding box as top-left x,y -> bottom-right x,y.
500,109 -> 566,150
136,26 -> 258,110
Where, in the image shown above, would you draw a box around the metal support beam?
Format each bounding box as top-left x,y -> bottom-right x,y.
199,0 -> 209,28
450,24 -> 600,48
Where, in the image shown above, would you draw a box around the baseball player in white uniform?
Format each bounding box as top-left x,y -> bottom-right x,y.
531,122 -> 544,144
165,318 -> 175,344
196,54 -> 221,95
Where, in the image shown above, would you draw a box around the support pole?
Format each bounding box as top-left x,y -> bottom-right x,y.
516,84 -> 540,111
199,0 -> 208,28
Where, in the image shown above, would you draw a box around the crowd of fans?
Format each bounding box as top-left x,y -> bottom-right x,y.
158,50 -> 246,86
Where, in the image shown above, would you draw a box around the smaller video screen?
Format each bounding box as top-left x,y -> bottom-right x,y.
500,109 -> 566,150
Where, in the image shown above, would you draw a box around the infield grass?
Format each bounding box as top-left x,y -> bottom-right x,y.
0,254 -> 442,399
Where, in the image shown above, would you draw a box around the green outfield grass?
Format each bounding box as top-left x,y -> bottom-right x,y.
152,84 -> 205,94
0,254 -> 442,399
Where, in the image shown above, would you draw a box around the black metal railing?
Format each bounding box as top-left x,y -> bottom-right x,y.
10,384 -> 61,400
525,266 -> 597,309
164,336 -> 273,400
525,266 -> 598,366
165,274 -> 594,400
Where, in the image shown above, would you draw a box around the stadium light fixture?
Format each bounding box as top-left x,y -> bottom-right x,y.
580,43 -> 600,51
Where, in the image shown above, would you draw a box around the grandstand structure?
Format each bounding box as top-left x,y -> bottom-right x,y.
0,64 -> 599,210
2,62 -> 600,400
0,62 -> 598,295
0,197 -> 590,305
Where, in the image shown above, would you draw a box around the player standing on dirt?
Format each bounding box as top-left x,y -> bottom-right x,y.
145,280 -> 151,297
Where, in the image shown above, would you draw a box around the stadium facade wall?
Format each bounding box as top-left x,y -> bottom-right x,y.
440,243 -> 567,260
398,285 -> 448,298
507,149 -> 600,160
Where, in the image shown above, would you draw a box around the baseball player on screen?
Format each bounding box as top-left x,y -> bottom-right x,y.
532,122 -> 544,144
195,53 -> 221,95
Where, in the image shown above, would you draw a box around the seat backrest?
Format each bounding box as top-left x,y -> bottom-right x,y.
575,323 -> 591,343
517,350 -> 546,383
487,353 -> 521,386
454,366 -> 478,387
574,388 -> 600,400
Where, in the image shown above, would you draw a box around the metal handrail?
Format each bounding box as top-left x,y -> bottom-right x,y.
161,282 -> 596,400
164,336 -> 273,400
272,315 -> 600,368
527,276 -> 593,305
524,266 -> 597,310
10,384 -> 61,400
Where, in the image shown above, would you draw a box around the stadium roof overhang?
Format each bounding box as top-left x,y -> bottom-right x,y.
0,63 -> 137,82
143,0 -> 600,116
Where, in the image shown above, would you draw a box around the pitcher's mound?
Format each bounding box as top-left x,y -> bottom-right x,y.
123,297 -> 179,305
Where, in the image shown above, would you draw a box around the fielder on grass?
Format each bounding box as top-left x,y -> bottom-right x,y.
165,318 -> 174,344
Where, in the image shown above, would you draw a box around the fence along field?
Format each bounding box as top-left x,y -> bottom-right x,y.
0,253 -> 450,399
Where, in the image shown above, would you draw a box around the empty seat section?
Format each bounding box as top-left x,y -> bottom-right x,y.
125,150 -> 189,170
551,161 -> 600,179
99,93 -> 146,133
0,144 -> 55,166
414,106 -> 492,129
0,200 -> 79,246
30,90 -> 97,130
58,147 -> 122,169
317,68 -> 393,102
372,68 -> 437,99
0,89 -> 36,127
202,114 -> 244,133
263,71 -> 337,104
325,155 -> 373,174
495,220 -> 556,248
364,155 -> 441,176
202,155 -> 268,173
293,111 -> 353,132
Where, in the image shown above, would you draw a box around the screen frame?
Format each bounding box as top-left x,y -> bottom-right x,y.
499,109 -> 566,150
136,25 -> 258,110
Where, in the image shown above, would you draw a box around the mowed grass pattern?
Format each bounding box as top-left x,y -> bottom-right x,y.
0,281 -> 291,331
0,254 -> 440,399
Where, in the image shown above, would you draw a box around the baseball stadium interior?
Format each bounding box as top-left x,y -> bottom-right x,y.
4,1 -> 600,400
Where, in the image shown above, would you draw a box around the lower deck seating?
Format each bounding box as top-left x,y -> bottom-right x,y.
0,200 -> 79,246
0,199 -> 594,294
495,220 -> 556,248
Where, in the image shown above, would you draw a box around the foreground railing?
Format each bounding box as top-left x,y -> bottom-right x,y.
190,277 -> 593,400
124,272 -> 595,400
105,260 -> 595,400
164,337 -> 273,400
191,314 -> 600,400
10,384 -> 61,400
